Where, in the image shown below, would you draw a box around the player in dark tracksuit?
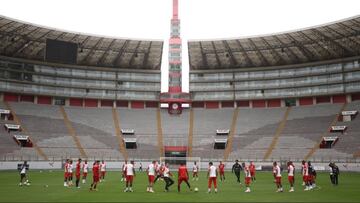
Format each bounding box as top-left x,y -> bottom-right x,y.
232,160 -> 243,184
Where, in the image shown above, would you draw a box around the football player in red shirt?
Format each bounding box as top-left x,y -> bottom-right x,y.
273,161 -> 283,192
63,159 -> 69,187
90,160 -> 100,191
177,163 -> 191,192
75,158 -> 82,188
249,161 -> 256,182
218,161 -> 225,181
287,161 -> 295,192
242,162 -> 252,193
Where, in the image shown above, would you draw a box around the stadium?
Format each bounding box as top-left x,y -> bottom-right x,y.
0,0 -> 359,202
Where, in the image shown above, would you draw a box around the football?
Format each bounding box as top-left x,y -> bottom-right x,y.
194,187 -> 199,192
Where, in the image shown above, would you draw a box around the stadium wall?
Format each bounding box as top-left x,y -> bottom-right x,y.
0,56 -> 161,109
189,57 -> 360,108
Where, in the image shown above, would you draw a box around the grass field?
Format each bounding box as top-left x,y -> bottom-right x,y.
0,170 -> 359,202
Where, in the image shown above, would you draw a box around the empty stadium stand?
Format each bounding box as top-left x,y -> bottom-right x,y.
0,14 -> 360,162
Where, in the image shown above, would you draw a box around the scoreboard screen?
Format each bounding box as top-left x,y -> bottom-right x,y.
45,39 -> 78,64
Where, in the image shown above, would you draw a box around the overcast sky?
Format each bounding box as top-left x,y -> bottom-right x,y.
0,0 -> 359,92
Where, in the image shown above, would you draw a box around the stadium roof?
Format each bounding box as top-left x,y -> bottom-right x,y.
0,15 -> 163,70
188,16 -> 360,70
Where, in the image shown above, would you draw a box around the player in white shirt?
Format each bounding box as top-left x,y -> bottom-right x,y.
82,160 -> 89,184
146,161 -> 157,193
242,162 -> 251,193
124,161 -> 136,192
163,163 -> 174,192
302,160 -> 311,191
301,160 -> 307,186
192,162 -> 199,181
287,161 -> 295,192
272,162 -> 283,192
121,160 -> 127,182
100,160 -> 106,182
67,160 -> 74,186
207,162 -> 218,193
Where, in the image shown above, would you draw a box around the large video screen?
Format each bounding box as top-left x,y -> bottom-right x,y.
45,39 -> 78,64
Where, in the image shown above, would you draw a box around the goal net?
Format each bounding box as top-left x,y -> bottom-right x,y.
159,157 -> 201,171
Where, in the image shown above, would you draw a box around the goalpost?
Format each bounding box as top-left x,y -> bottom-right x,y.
159,157 -> 202,171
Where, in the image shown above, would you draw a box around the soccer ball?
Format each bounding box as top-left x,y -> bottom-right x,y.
194,187 -> 199,192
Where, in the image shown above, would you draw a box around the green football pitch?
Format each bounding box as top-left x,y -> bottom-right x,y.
0,170 -> 358,202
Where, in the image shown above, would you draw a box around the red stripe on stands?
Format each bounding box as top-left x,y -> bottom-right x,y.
299,97 -> 313,106
146,101 -> 158,108
70,98 -> 83,107
205,101 -> 219,109
101,100 -> 113,107
267,99 -> 281,107
192,101 -> 204,108
116,101 -> 128,108
237,100 -> 250,107
37,96 -> 52,105
20,95 -> 34,103
221,101 -> 234,108
316,96 -> 331,104
4,93 -> 19,102
84,99 -> 98,107
131,101 -> 144,109
252,100 -> 266,108
164,146 -> 187,152
332,95 -> 346,103
351,93 -> 360,101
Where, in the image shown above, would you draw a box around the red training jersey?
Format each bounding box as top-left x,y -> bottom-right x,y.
76,162 -> 81,176
93,164 -> 100,177
219,164 -> 225,172
178,166 -> 188,178
249,164 -> 255,172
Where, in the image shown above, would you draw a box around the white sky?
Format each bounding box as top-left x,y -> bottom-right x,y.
0,0 -> 359,92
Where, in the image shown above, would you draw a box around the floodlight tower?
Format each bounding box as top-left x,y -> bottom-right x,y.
160,0 -> 190,114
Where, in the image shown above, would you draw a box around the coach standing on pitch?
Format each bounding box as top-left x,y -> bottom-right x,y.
329,162 -> 340,185
232,160 -> 243,184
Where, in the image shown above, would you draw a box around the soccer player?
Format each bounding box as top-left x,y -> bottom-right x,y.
242,162 -> 251,193
329,162 -> 340,185
139,163 -> 143,171
218,161 -> 225,181
177,163 -> 191,192
146,160 -> 156,193
154,162 -> 164,183
163,163 -> 174,192
19,161 -> 29,186
68,160 -> 74,186
302,160 -> 311,191
249,161 -> 256,182
232,160 -> 243,184
301,160 -> 307,186
124,160 -> 135,192
192,161 -> 199,181
75,158 -> 82,188
64,159 -> 69,187
273,161 -> 283,192
121,160 -> 127,182
207,162 -> 218,193
308,161 -> 316,189
90,161 -> 100,191
287,161 -> 295,192
100,160 -> 106,182
82,160 -> 88,184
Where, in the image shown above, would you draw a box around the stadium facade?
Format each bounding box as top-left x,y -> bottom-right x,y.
0,2 -> 359,162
